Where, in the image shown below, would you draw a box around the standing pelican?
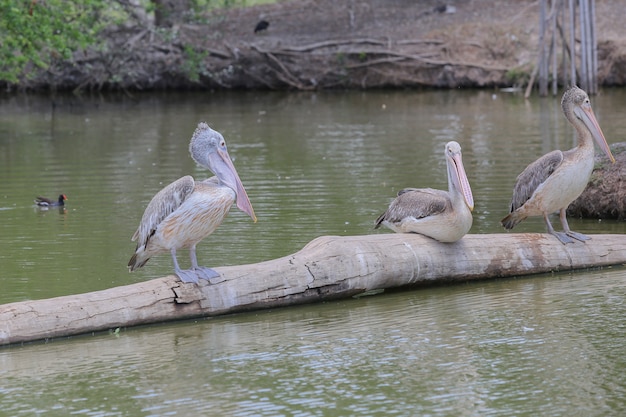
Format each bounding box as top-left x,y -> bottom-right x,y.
501,86 -> 615,244
128,122 -> 257,283
375,141 -> 474,243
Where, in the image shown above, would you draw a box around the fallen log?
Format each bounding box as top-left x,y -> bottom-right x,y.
2,233 -> 625,346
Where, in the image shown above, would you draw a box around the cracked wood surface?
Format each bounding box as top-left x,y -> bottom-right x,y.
1,233 -> 626,346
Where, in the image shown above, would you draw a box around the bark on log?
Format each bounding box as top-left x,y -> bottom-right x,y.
2,233 -> 625,346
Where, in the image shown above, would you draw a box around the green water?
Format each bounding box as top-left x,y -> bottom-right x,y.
1,89 -> 625,416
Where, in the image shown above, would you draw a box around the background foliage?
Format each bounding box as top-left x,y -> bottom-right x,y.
0,0 -> 273,86
0,0 -> 123,83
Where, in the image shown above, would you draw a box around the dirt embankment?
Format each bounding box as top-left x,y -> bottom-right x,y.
10,0 -> 626,92
568,144 -> 626,221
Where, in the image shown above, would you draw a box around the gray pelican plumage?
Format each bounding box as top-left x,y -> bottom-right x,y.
128,122 -> 257,283
501,86 -> 615,244
375,141 -> 474,242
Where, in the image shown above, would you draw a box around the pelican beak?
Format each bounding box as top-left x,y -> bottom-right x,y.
451,152 -> 474,211
576,104 -> 615,163
212,148 -> 257,222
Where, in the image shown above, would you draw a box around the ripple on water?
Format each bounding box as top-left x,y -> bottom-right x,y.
2,91 -> 626,416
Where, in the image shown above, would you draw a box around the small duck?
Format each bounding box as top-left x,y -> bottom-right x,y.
35,194 -> 68,207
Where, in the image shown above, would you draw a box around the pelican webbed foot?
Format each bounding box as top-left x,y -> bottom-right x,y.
557,209 -> 590,243
566,231 -> 591,242
188,246 -> 221,282
175,268 -> 200,284
550,231 -> 575,244
194,267 -> 220,281
548,230 -> 590,244
171,249 -> 200,283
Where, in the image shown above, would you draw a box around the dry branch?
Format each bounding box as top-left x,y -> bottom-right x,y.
279,39 -> 387,52
264,51 -> 311,90
252,41 -> 509,75
396,39 -> 445,46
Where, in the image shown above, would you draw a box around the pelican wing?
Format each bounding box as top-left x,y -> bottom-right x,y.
131,175 -> 195,245
510,150 -> 563,212
200,176 -> 219,186
397,187 -> 419,197
375,188 -> 450,228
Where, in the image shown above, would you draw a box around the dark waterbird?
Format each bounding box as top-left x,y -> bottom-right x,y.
254,20 -> 269,33
34,194 -> 67,207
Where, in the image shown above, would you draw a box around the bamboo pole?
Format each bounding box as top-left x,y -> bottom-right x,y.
590,0 -> 598,94
531,0 -> 598,96
539,0 -> 548,96
579,0 -> 589,91
568,0 -> 577,86
551,0 -> 559,96
584,0 -> 594,93
2,233 -> 626,347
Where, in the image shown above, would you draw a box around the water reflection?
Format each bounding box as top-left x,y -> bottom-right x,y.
2,89 -> 626,415
1,268 -> 625,416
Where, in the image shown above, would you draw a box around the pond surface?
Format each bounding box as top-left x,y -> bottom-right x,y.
1,88 -> 626,416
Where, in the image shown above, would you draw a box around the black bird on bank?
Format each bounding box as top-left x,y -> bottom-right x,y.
35,194 -> 68,207
254,20 -> 269,33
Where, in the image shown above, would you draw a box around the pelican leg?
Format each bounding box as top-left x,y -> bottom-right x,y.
189,245 -> 220,281
543,213 -> 574,244
171,248 -> 199,284
559,208 -> 590,242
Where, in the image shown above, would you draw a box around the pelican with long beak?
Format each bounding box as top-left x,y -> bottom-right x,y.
375,141 -> 474,242
501,86 -> 615,244
128,122 -> 257,283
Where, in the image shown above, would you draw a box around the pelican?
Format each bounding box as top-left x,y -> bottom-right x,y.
374,141 -> 474,242
501,86 -> 615,244
128,122 -> 257,283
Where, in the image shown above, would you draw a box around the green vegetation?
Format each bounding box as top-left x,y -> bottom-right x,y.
182,45 -> 209,82
0,0 -> 120,84
196,0 -> 276,9
0,0 -> 276,87
505,66 -> 531,87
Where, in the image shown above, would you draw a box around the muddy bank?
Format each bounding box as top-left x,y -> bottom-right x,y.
568,143 -> 626,221
6,0 -> 626,92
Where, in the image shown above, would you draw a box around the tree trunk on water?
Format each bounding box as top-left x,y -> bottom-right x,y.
2,233 -> 625,346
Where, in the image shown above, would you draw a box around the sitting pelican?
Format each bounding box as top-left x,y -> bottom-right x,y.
501,86 -> 615,244
375,141 -> 474,242
128,122 -> 257,283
